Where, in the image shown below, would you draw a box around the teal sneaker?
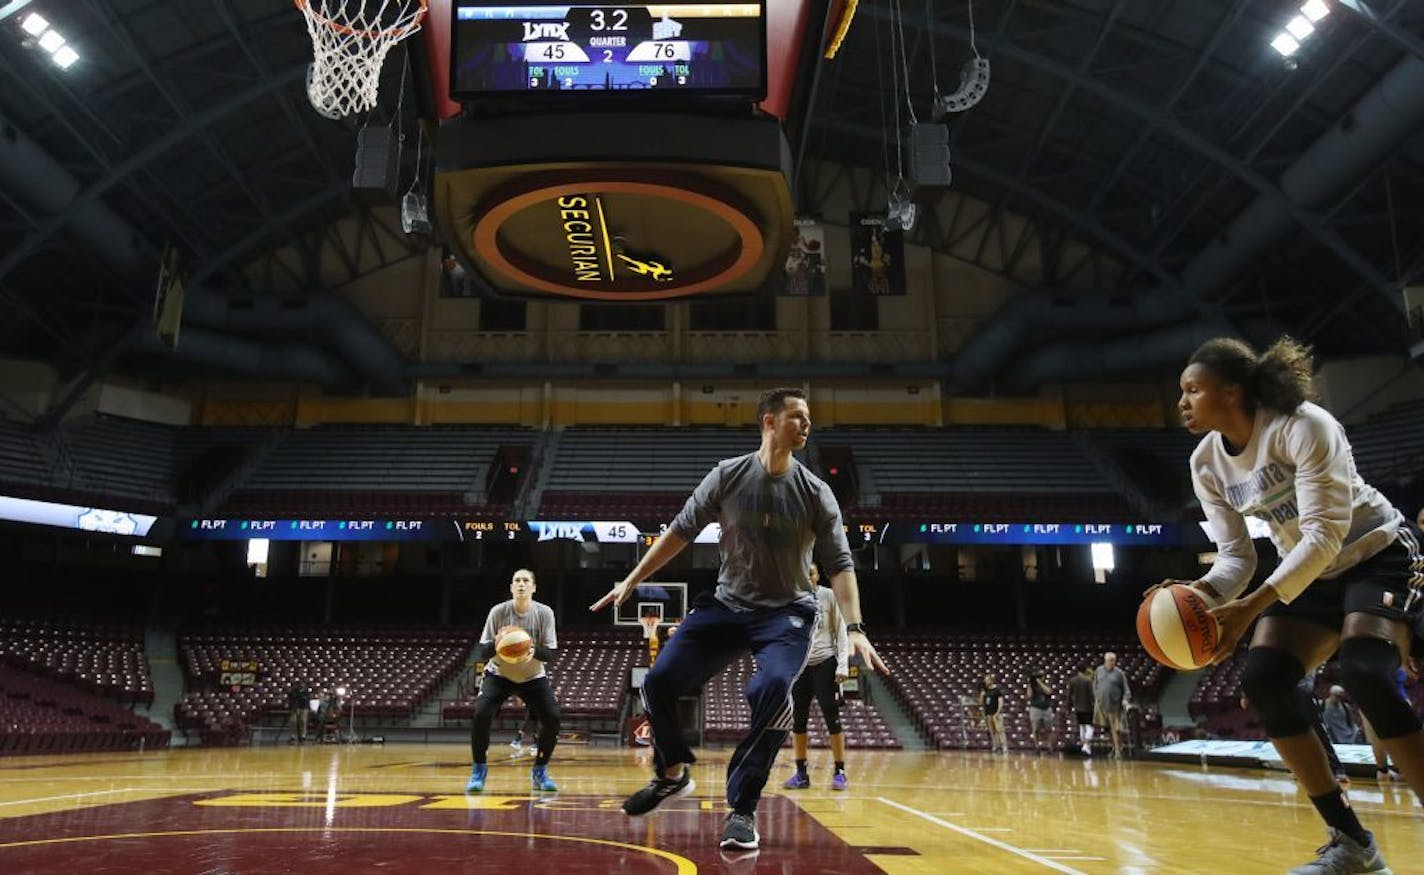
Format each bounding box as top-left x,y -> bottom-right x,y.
465,763 -> 488,793
531,764 -> 558,792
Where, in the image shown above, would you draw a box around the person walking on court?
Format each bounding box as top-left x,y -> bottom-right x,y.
466,568 -> 561,794
1093,652 -> 1131,758
1025,668 -> 1057,754
783,563 -> 852,791
1159,335 -> 1424,874
590,387 -> 887,852
980,672 -> 1007,753
1068,663 -> 1096,755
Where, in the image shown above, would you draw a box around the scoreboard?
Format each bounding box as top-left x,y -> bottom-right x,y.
451,2 -> 766,97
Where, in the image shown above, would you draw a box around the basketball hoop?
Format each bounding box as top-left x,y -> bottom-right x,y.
639,615 -> 661,642
295,0 -> 428,120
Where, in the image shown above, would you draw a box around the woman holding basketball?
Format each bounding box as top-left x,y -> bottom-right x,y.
1164,336 -> 1422,875
466,567 -> 562,794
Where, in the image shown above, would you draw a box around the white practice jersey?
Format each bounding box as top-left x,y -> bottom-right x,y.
1190,401 -> 1404,604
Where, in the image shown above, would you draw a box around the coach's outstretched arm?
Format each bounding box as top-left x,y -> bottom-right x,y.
590,530 -> 689,611
827,568 -> 889,674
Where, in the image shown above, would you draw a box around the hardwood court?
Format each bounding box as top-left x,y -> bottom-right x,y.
0,745 -> 1420,873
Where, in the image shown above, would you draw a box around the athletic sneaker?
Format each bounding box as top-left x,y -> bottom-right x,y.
720,812 -> 759,850
531,764 -> 558,792
622,768 -> 695,816
1286,829 -> 1391,875
783,771 -> 810,790
830,772 -> 848,791
465,763 -> 488,793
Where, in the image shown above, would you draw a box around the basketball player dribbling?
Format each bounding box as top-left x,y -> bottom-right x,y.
1158,336 -> 1423,874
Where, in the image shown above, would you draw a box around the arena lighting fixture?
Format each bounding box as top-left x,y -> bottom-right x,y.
19,11 -> 46,35
1284,15 -> 1314,40
35,26 -> 60,51
51,44 -> 76,67
1301,0 -> 1330,23
1271,32 -> 1301,56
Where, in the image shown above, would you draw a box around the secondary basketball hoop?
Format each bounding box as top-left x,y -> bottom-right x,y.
638,615 -> 661,642
295,0 -> 428,119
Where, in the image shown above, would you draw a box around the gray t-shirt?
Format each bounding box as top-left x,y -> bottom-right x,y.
1093,665 -> 1130,712
1321,700 -> 1357,744
670,452 -> 854,609
479,599 -> 557,684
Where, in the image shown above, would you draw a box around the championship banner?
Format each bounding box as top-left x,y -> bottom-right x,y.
849,211 -> 906,295
780,217 -> 827,296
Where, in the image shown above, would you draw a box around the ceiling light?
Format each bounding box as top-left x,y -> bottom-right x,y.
1270,33 -> 1300,56
19,10 -> 45,35
1284,15 -> 1314,39
1301,0 -> 1330,23
37,28 -> 63,52
52,45 -> 77,68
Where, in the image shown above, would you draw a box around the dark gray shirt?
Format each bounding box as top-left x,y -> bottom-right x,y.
1093,665 -> 1130,712
670,452 -> 854,609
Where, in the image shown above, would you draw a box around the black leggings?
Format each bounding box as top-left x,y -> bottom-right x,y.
471,674 -> 560,765
791,658 -> 843,734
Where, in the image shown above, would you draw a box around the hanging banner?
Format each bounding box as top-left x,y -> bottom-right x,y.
780,217 -> 827,296
849,211 -> 906,295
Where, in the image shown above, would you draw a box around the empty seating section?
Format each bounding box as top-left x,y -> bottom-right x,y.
220,490 -> 503,518
1093,429 -> 1200,508
0,421 -> 51,491
1346,398 -> 1424,484
441,628 -> 642,726
544,427 -> 757,493
0,664 -> 167,756
1188,650 -> 1259,738
176,628 -> 472,743
821,427 -> 1111,494
857,491 -> 1135,521
0,619 -> 153,706
821,427 -> 1135,519
59,417 -> 175,504
703,656 -> 900,749
879,631 -> 1165,751
222,425 -> 532,516
244,425 -> 527,491
537,491 -> 687,521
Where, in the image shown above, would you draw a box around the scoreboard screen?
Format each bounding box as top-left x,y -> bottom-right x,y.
451,2 -> 766,97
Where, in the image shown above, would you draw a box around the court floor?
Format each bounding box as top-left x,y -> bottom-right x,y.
0,744 -> 1419,873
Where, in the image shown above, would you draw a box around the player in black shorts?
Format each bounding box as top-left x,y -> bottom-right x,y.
1160,337 -> 1423,874
980,673 -> 1007,754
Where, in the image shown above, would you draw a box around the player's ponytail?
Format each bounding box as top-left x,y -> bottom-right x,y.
1253,336 -> 1315,413
1188,335 -> 1315,413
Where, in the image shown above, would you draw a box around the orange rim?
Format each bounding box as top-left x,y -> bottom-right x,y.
294,0 -> 428,40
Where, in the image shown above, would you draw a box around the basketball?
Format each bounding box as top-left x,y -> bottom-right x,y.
496,628 -> 533,662
1136,585 -> 1220,670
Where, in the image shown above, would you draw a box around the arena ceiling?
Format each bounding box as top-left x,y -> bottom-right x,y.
0,0 -> 1422,409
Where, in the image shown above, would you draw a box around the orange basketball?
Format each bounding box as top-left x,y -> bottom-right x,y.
1136,585 -> 1220,670
495,627 -> 533,662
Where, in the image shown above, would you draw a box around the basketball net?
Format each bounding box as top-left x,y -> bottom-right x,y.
295,0 -> 428,119
640,616 -> 661,665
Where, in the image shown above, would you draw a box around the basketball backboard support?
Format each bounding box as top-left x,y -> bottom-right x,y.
614,582 -> 687,628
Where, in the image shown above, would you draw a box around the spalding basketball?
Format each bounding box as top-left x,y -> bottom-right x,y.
496,628 -> 533,662
1136,585 -> 1220,670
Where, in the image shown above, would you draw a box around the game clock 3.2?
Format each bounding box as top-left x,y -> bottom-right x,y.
451,2 -> 765,97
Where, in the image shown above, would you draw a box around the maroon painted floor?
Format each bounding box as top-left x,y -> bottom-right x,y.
0,790 -> 885,874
